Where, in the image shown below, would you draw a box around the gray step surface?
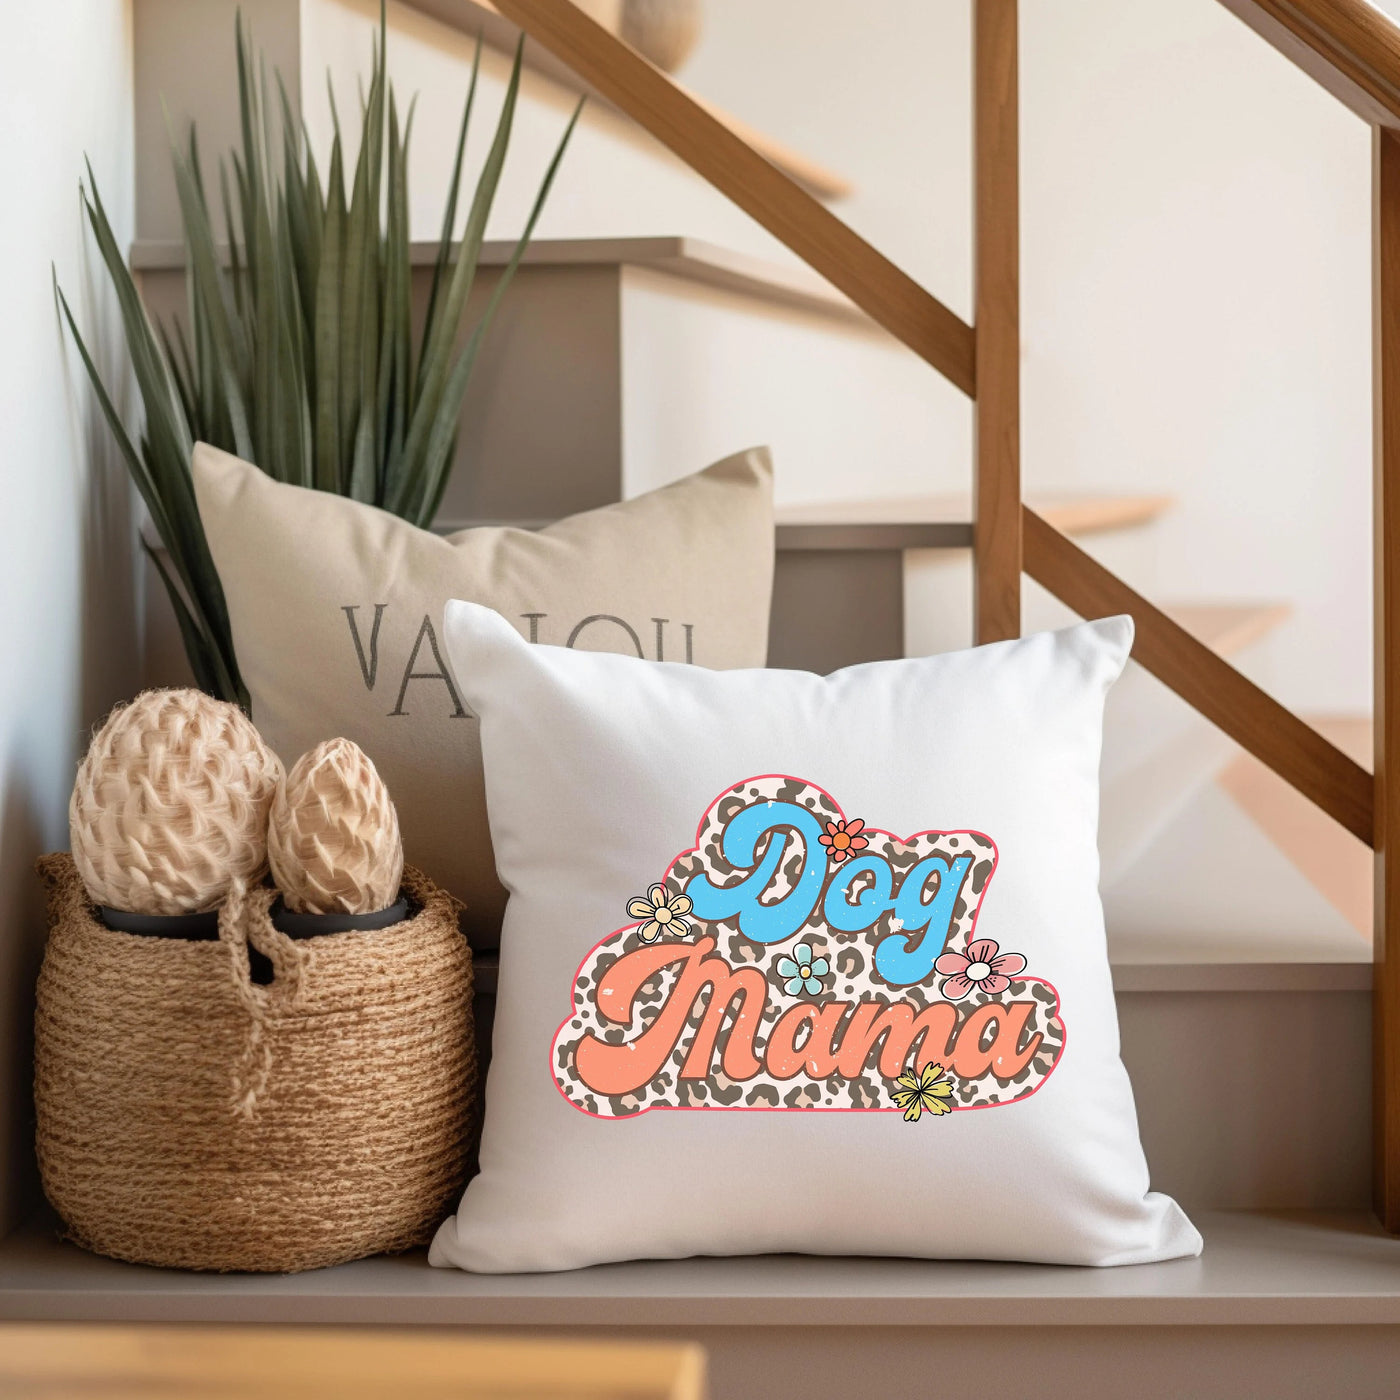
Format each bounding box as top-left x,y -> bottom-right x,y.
2,1211 -> 1399,1327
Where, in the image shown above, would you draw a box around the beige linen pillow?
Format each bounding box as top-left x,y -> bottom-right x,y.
191,442 -> 774,945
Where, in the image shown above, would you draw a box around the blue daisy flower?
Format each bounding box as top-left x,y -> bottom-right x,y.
775,941 -> 829,996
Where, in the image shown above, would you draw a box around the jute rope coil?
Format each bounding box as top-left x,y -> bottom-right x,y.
69,689 -> 283,916
268,738 -> 403,914
34,855 -> 476,1273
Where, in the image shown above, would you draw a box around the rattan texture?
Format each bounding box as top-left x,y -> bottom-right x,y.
33,855 -> 476,1273
268,738 -> 404,915
69,689 -> 283,916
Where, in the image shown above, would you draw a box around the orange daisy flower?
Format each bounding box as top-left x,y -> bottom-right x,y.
818,817 -> 869,864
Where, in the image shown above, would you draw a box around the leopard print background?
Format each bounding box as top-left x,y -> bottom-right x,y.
551,776 -> 1066,1118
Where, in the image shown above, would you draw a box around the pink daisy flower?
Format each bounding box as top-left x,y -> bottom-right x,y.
935,938 -> 1027,1001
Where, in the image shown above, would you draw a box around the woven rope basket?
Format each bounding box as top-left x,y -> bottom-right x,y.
34,854 -> 476,1273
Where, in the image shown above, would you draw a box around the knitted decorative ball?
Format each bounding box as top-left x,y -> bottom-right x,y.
69,690 -> 283,916
267,738 -> 404,915
619,0 -> 703,72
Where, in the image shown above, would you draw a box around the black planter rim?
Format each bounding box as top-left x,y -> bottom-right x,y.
271,896 -> 410,938
99,906 -> 220,940
97,894 -> 412,942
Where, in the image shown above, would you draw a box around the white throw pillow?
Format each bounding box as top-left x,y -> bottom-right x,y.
431,603 -> 1200,1272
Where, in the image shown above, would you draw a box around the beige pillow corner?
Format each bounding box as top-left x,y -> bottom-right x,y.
192,445 -> 776,945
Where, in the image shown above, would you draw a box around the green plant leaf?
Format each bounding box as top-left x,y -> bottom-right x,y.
159,318 -> 200,440
65,9 -> 571,700
56,269 -> 245,705
168,141 -> 253,460
55,274 -> 174,546
418,32 -> 481,393
390,36 -> 526,517
313,134 -> 345,492
417,96 -> 581,526
144,538 -> 245,707
376,90 -> 413,502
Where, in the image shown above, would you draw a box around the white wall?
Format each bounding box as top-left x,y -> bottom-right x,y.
0,0 -> 139,1232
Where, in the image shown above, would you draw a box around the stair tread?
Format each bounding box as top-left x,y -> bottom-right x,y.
1105,772 -> 1367,955
1219,715 -> 1373,936
134,234 -> 867,328
776,492 -> 1173,536
434,490 -> 1177,547
1159,601 -> 1292,656
3,1212 -> 1399,1326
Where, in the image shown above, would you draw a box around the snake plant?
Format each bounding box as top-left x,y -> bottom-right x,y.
58,9 -> 579,707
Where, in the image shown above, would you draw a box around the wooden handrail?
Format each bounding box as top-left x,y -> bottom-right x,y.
1023,507 -> 1375,846
489,0 -> 976,397
1218,0 -> 1400,127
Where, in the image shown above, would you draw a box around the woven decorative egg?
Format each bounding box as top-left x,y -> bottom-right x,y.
267,738 -> 403,915
619,0 -> 703,72
69,689 -> 284,916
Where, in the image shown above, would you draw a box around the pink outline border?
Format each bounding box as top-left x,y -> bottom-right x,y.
547,773 -> 1065,1119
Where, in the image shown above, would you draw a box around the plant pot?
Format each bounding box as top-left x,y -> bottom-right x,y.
99,906 -> 221,940
99,893 -> 413,982
270,896 -> 410,938
33,855 -> 476,1273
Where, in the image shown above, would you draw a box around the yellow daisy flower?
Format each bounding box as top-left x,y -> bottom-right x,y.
626,884 -> 694,943
889,1062 -> 956,1122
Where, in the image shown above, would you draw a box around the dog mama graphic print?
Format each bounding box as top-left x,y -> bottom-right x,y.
551,776 -> 1066,1119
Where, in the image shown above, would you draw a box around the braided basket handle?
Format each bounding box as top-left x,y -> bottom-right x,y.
218,880 -> 306,1012
218,880 -> 309,1120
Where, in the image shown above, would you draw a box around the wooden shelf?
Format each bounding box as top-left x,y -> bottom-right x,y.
3,1212 -> 1400,1327
395,0 -> 853,201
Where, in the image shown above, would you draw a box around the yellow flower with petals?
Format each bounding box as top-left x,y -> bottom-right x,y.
889,1062 -> 956,1122
626,884 -> 694,943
